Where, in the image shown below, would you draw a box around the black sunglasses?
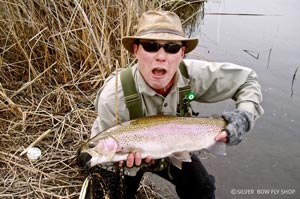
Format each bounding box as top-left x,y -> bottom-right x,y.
138,41 -> 183,54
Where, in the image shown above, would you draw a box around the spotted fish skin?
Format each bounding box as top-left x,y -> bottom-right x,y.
78,115 -> 227,169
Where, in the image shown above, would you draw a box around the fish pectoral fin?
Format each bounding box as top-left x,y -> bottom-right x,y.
169,151 -> 191,169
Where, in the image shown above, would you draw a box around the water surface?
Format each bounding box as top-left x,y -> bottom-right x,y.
191,0 -> 300,198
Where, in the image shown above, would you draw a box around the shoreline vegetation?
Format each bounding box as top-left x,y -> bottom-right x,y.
0,0 -> 204,198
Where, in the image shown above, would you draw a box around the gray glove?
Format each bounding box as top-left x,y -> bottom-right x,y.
222,109 -> 254,145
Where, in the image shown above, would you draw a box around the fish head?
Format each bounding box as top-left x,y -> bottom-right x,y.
77,136 -> 119,170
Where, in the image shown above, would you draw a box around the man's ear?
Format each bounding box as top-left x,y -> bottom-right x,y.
181,46 -> 186,57
133,44 -> 138,55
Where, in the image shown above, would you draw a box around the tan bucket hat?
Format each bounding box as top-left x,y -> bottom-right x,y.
122,10 -> 198,54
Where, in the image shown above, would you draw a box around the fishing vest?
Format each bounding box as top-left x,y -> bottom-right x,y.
120,61 -> 195,119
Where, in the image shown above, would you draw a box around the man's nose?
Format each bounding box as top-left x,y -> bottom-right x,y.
155,47 -> 167,60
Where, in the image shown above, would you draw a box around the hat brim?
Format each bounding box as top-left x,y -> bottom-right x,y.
122,33 -> 198,54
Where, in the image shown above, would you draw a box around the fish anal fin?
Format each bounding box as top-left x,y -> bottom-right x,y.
169,151 -> 191,169
205,142 -> 227,156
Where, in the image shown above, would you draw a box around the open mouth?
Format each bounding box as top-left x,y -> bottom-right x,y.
152,68 -> 166,77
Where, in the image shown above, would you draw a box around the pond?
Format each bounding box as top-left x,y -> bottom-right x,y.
190,0 -> 300,198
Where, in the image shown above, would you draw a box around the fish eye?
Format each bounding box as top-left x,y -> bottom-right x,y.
88,142 -> 96,148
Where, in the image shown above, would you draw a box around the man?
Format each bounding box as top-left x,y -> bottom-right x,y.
91,10 -> 263,199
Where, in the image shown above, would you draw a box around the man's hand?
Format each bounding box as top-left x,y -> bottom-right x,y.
220,109 -> 254,145
118,152 -> 152,168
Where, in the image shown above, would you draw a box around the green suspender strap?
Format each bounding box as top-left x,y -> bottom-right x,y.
120,61 -> 193,119
120,67 -> 143,119
178,61 -> 193,117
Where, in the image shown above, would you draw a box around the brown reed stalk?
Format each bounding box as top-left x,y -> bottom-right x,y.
0,0 -> 204,198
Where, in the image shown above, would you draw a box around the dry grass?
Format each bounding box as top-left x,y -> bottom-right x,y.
0,0 -> 204,198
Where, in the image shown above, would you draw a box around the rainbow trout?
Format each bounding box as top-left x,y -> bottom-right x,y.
78,115 -> 227,171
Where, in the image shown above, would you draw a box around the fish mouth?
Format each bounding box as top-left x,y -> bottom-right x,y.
152,68 -> 167,78
77,143 -> 93,170
78,151 -> 93,170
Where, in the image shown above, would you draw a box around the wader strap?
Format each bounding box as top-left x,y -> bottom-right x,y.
178,85 -> 192,117
120,67 -> 143,120
178,61 -> 192,117
179,61 -> 189,79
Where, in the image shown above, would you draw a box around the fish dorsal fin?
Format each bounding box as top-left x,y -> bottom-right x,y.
205,141 -> 227,156
169,151 -> 191,169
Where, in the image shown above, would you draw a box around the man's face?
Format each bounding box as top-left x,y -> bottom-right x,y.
133,40 -> 185,90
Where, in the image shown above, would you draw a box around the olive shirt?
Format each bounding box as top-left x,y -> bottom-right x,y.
91,59 -> 264,137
